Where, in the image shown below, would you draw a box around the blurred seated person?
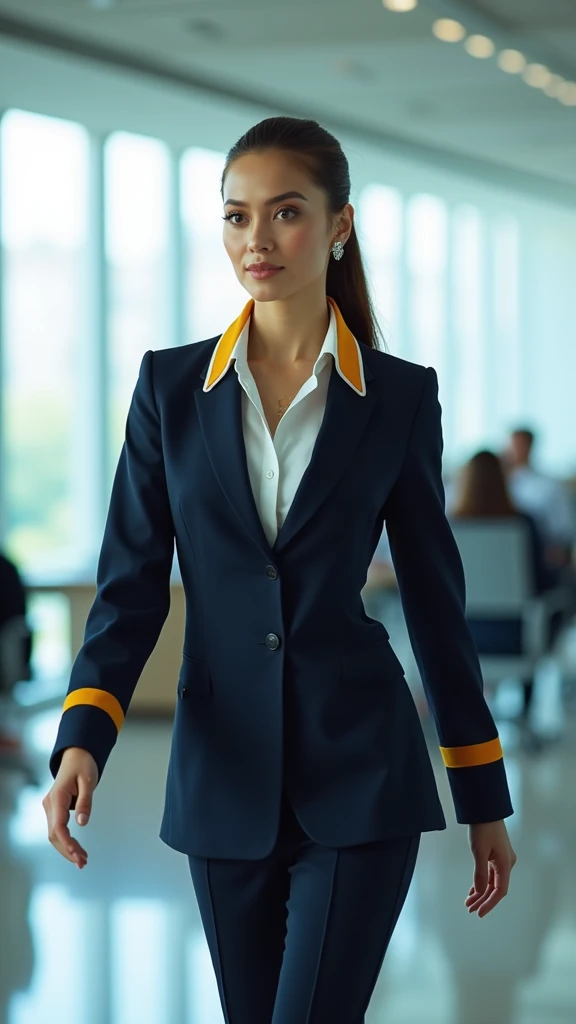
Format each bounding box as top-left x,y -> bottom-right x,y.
450,450 -> 556,732
502,427 -> 575,572
0,550 -> 33,752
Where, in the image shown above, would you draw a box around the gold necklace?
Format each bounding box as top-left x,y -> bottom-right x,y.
277,394 -> 296,417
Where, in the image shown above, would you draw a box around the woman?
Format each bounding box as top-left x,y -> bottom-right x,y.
43,117 -> 516,1023
451,450 -> 556,740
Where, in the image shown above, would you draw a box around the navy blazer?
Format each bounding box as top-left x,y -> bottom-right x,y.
49,299 -> 514,858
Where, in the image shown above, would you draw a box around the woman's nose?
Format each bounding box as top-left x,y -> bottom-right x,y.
248,239 -> 272,253
247,224 -> 273,252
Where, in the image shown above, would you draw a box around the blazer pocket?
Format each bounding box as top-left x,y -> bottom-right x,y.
341,639 -> 404,686
178,654 -> 212,698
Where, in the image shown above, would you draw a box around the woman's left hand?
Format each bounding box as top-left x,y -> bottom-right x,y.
465,819 -> 517,918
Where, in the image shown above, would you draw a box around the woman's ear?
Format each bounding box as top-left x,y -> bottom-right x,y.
336,203 -> 354,245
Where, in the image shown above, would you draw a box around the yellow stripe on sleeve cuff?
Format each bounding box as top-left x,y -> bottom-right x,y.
62,688 -> 125,733
439,736 -> 503,768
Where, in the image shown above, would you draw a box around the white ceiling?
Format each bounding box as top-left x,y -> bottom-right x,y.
467,0 -> 575,29
0,0 -> 575,194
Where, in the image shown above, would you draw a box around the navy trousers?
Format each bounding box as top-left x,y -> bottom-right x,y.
188,787 -> 421,1024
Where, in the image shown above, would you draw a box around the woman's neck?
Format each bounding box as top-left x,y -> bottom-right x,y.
247,292 -> 330,368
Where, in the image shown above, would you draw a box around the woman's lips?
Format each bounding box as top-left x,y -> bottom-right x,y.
247,266 -> 284,279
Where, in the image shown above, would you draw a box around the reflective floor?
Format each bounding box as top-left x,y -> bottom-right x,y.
2,669 -> 576,1024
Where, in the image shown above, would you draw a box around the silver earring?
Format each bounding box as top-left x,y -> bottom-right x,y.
331,240 -> 345,261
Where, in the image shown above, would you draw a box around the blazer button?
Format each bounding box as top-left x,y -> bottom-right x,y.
265,565 -> 278,580
265,633 -> 280,650
181,687 -> 189,699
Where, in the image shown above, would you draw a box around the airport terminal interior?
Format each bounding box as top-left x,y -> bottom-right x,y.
1,1 -> 576,1022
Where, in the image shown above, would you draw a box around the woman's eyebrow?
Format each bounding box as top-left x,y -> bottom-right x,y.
223,191 -> 308,208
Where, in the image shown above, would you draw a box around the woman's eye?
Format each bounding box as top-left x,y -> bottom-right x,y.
222,207 -> 298,224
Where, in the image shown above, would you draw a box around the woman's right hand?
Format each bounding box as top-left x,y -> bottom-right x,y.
42,747 -> 99,869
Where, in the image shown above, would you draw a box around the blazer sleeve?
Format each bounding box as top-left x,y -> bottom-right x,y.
49,350 -> 175,784
384,366 -> 514,825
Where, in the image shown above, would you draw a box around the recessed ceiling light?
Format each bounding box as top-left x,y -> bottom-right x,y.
523,63 -> 552,89
382,0 -> 418,11
543,74 -> 565,99
497,49 -> 526,74
464,35 -> 495,59
432,19 -> 466,43
557,81 -> 576,106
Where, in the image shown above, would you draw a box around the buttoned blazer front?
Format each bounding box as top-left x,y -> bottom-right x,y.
49,298 -> 514,859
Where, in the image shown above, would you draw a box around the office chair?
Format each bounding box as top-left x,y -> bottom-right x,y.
451,519 -> 569,687
0,615 -> 37,783
0,615 -> 32,694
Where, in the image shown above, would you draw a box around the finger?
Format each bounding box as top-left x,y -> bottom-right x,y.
468,862 -> 494,896
475,885 -> 506,917
466,865 -> 494,909
49,789 -> 89,865
51,824 -> 89,866
471,861 -> 510,917
465,882 -> 488,901
467,883 -> 494,912
75,771 -> 95,827
468,890 -> 493,913
49,820 -> 88,865
465,884 -> 479,904
45,786 -> 72,852
473,858 -> 490,897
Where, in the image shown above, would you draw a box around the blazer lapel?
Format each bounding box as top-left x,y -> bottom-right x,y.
273,359 -> 376,553
194,369 -> 275,561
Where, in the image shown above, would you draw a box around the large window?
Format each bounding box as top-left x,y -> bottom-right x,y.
105,132 -> 173,473
492,216 -> 521,433
0,110 -> 91,577
181,147 -> 246,345
358,184 -> 404,354
406,193 -> 448,378
359,188 -> 518,467
452,204 -> 485,456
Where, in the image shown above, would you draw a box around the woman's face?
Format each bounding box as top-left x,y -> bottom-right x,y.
222,149 -> 352,301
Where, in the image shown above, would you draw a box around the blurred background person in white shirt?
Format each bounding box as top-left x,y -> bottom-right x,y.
502,427 -> 576,572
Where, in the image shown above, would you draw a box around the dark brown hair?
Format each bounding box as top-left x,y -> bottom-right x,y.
452,450 -> 520,519
220,116 -> 386,351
